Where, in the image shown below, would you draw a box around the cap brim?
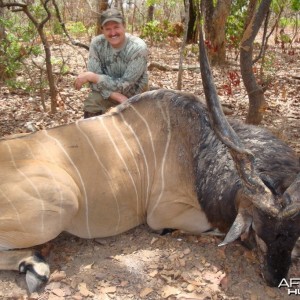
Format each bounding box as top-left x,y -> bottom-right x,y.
102,18 -> 123,26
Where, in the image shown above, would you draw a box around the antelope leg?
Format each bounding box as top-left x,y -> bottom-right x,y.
0,249 -> 49,293
0,161 -> 80,292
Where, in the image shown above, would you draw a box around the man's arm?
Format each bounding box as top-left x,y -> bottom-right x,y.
74,71 -> 99,90
109,92 -> 128,103
74,71 -> 127,103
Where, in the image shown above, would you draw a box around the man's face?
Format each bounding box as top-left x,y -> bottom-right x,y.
102,21 -> 126,49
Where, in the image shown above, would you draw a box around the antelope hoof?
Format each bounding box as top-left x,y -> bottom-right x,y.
19,253 -> 50,293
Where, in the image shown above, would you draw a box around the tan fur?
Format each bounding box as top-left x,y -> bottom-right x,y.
0,90 -> 211,270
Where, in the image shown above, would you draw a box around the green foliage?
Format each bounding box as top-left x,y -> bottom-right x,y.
52,20 -> 64,35
0,18 -> 42,84
31,2 -> 48,20
4,78 -> 35,92
141,19 -> 181,44
271,0 -> 300,27
183,44 -> 199,58
279,16 -> 299,27
226,0 -> 248,49
291,0 -> 300,11
66,21 -> 87,36
272,0 -> 300,13
0,34 -> 21,78
146,0 -> 177,8
61,64 -> 70,75
141,20 -> 168,44
146,0 -> 157,6
261,51 -> 276,82
87,25 -> 96,37
225,0 -> 300,50
271,0 -> 285,14
51,57 -> 69,75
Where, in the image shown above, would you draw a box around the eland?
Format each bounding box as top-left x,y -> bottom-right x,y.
0,30 -> 299,293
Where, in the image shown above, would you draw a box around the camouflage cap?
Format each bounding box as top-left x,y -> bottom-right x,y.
100,8 -> 124,26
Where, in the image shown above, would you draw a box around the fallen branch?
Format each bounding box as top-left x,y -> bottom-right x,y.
291,75 -> 300,80
148,62 -> 200,71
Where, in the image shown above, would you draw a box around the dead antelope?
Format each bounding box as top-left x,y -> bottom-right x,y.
0,86 -> 299,292
0,38 -> 299,295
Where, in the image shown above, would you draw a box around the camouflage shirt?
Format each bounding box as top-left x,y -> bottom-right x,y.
88,33 -> 148,99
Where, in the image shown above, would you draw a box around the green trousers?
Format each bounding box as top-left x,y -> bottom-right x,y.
84,85 -> 149,116
84,91 -> 119,114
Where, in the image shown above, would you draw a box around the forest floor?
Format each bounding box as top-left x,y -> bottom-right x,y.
0,31 -> 299,300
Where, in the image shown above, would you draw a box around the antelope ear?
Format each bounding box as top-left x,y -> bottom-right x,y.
218,212 -> 252,247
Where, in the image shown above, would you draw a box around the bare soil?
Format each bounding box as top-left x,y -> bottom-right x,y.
0,33 -> 299,300
0,228 -> 299,300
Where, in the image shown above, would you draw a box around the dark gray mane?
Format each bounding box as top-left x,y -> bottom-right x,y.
231,121 -> 300,194
195,117 -> 299,231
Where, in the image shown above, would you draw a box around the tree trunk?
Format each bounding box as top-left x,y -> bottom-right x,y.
203,0 -> 231,65
114,0 -> 119,8
243,0 -> 257,31
0,7 -> 5,40
203,0 -> 214,38
177,0 -> 190,90
147,5 -> 154,22
38,27 -> 58,114
96,0 -> 109,35
0,7 -> 6,80
240,0 -> 272,124
186,0 -> 197,44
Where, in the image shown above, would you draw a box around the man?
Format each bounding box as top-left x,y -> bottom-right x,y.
75,8 -> 149,118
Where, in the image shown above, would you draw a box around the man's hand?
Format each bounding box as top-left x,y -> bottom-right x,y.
74,71 -> 100,90
110,92 -> 128,104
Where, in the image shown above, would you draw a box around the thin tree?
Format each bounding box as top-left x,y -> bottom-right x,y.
202,0 -> 231,65
0,7 -> 6,79
186,0 -> 197,44
52,0 -> 89,50
240,0 -> 272,124
177,0 -> 190,90
0,7 -> 4,40
96,0 -> 109,35
147,4 -> 154,22
0,0 -> 59,113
